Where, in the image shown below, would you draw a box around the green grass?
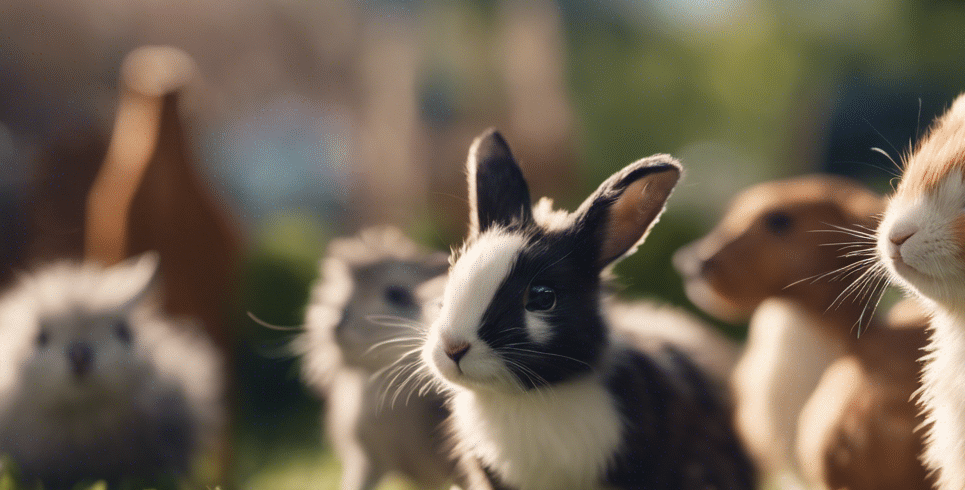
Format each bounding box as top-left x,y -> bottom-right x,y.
1,446 -> 421,490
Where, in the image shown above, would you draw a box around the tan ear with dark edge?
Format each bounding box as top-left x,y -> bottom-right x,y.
592,158 -> 681,268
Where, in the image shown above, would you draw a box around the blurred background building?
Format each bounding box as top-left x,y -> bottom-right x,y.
2,0 -> 964,487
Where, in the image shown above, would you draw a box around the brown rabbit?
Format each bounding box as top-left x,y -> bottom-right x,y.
676,175 -> 931,490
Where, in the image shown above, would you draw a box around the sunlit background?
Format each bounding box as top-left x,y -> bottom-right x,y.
2,0 -> 965,488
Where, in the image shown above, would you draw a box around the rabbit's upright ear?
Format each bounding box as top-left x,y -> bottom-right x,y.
112,251 -> 162,309
574,155 -> 681,270
467,129 -> 532,238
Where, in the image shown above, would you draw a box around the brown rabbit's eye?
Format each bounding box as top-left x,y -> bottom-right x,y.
36,329 -> 50,348
115,321 -> 133,345
384,285 -> 416,308
525,285 -> 556,312
763,211 -> 793,235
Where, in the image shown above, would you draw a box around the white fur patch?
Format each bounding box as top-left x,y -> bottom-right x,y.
915,307 -> 965,490
425,231 -> 528,390
523,314 -> 554,345
443,231 -> 527,342
450,374 -> 624,490
731,299 -> 842,480
533,197 -> 574,231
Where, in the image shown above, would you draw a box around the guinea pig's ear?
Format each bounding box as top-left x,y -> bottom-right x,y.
115,251 -> 161,309
467,128 -> 532,239
423,251 -> 452,278
574,155 -> 682,270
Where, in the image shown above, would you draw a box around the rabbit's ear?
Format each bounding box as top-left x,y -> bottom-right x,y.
467,129 -> 532,238
112,251 -> 162,309
574,155 -> 681,270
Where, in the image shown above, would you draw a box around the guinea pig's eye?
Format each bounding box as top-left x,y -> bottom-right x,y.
763,211 -> 793,235
36,329 -> 50,348
525,285 -> 556,312
114,321 -> 133,345
384,285 -> 416,308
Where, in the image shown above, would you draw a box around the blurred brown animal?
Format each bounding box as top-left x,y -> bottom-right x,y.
86,45 -> 241,356
85,46 -> 241,484
675,175 -> 931,490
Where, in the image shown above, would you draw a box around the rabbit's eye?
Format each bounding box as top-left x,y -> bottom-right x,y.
115,321 -> 133,345
525,285 -> 556,312
384,285 -> 416,308
763,211 -> 793,235
36,329 -> 50,348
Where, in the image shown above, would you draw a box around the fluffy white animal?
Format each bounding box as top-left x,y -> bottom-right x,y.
0,253 -> 223,489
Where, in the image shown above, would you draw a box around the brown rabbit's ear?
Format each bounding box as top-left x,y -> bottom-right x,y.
574,155 -> 682,270
467,128 -> 532,239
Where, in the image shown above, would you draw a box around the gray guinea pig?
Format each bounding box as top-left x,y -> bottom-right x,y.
0,253 -> 224,489
298,227 -> 454,490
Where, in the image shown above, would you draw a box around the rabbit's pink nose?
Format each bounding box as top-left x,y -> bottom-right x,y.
444,341 -> 471,364
889,223 -> 919,246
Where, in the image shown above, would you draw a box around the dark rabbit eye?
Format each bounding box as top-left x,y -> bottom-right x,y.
384,285 -> 416,308
115,321 -> 133,345
763,211 -> 793,235
525,285 -> 556,312
36,329 -> 50,348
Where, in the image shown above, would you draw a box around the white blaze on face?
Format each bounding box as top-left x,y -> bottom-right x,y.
425,231 -> 528,388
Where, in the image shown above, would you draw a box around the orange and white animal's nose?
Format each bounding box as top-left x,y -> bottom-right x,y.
443,340 -> 471,364
889,222 -> 919,249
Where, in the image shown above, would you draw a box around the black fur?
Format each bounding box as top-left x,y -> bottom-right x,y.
476,226 -> 607,388
471,129 -> 533,235
602,347 -> 757,489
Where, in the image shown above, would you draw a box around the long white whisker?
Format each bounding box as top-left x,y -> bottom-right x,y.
364,336 -> 425,355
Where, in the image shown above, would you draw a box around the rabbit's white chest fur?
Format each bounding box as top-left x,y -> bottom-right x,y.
732,299 -> 842,479
451,375 -> 623,490
916,306 -> 965,489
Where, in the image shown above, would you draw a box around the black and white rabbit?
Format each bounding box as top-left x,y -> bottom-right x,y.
299,227 -> 454,490
0,253 -> 223,489
421,129 -> 756,490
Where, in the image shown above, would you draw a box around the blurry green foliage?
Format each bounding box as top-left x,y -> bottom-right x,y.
0,457 -> 172,490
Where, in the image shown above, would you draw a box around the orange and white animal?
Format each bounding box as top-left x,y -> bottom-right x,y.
676,175 -> 931,490
876,93 -> 965,490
